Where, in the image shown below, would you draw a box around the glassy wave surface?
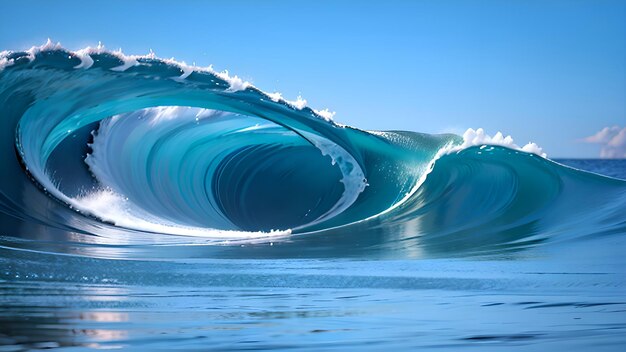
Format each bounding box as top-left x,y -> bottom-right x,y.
1,42 -> 625,350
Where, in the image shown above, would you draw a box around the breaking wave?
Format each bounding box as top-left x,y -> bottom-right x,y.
1,40 -> 625,258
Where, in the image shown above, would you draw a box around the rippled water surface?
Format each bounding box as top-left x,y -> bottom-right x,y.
2,237 -> 626,351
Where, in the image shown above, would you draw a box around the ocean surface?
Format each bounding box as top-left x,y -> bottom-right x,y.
1,43 -> 625,351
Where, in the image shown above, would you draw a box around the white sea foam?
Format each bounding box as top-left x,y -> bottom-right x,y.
313,108 -> 336,121
211,69 -> 249,92
265,92 -> 283,102
73,42 -> 106,69
73,189 -> 291,239
0,56 -> 13,71
26,38 -> 62,60
31,164 -> 290,240
262,92 -> 336,121
441,128 -> 547,158
262,93 -> 309,110
162,57 -> 194,80
1,39 -> 62,70
284,95 -> 308,110
298,130 -> 367,228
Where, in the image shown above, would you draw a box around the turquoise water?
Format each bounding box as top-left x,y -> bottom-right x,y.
1,45 -> 625,351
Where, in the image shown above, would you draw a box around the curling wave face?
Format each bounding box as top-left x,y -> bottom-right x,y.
1,41 -> 625,259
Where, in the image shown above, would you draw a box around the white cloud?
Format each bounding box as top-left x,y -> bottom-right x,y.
582,126 -> 626,158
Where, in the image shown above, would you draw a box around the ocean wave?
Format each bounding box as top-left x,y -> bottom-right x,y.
1,41 -> 625,258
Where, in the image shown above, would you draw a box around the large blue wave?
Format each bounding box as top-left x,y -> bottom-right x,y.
1,41 -> 625,258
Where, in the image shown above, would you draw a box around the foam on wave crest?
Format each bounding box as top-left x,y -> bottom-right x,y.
443,128 -> 546,158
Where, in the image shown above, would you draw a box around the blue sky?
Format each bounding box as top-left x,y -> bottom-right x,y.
1,0 -> 624,158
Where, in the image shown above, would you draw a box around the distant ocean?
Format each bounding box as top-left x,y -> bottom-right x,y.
1,44 -> 625,351
556,159 -> 626,180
